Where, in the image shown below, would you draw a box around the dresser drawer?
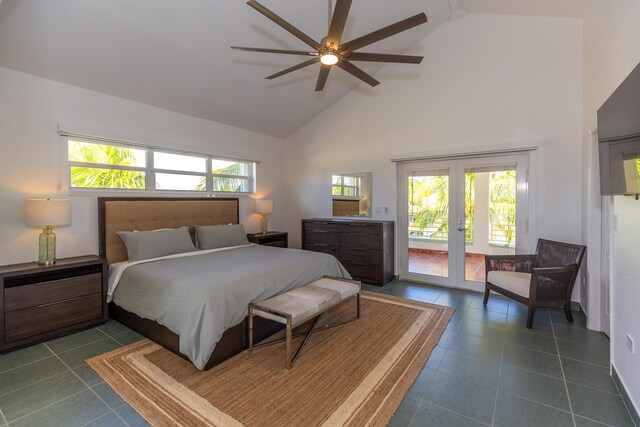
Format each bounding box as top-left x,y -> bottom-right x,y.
340,247 -> 382,265
4,273 -> 102,312
304,229 -> 339,245
303,243 -> 340,257
304,221 -> 340,232
341,261 -> 383,283
4,293 -> 103,343
339,223 -> 382,235
340,232 -> 380,249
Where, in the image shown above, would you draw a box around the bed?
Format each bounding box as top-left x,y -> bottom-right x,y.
99,197 -> 350,370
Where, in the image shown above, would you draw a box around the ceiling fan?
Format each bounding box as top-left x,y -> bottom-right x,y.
231,0 -> 428,92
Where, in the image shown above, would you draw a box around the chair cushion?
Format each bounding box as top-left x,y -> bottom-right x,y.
487,271 -> 532,299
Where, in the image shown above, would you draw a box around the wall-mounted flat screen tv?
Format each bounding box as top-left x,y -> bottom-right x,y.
598,62 -> 640,195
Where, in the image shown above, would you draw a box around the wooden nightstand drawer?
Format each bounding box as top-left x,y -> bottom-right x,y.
4,272 -> 102,312
5,293 -> 103,343
0,255 -> 107,353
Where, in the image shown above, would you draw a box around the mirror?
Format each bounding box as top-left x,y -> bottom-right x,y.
332,172 -> 372,217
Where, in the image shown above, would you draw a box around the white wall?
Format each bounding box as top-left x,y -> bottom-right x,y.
582,0 -> 640,412
0,67 -> 286,265
284,14 -> 584,299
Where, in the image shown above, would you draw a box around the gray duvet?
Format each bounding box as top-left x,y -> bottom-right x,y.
111,245 -> 351,369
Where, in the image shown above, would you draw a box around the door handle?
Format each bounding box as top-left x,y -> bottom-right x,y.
457,225 -> 466,232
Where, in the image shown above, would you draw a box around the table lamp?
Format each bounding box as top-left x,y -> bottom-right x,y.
25,199 -> 71,265
255,199 -> 273,234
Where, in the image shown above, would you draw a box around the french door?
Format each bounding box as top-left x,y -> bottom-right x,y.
398,154 -> 531,291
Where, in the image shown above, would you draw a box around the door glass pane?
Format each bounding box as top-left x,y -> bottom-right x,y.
464,169 -> 517,282
407,173 -> 449,277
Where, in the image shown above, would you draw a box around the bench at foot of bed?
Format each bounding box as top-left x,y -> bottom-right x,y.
248,276 -> 361,369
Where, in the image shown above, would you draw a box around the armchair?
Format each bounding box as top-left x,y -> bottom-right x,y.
483,239 -> 586,328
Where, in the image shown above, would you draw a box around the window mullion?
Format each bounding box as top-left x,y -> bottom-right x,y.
147,148 -> 155,190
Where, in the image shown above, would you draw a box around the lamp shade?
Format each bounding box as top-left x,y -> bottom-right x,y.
255,199 -> 273,214
25,199 -> 71,227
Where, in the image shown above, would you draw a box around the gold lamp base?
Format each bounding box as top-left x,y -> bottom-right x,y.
260,214 -> 269,234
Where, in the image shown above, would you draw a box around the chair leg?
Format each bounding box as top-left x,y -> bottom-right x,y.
483,285 -> 490,305
526,306 -> 535,329
564,303 -> 574,322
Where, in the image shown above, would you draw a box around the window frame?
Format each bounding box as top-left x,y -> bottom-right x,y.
66,137 -> 256,195
332,174 -> 361,199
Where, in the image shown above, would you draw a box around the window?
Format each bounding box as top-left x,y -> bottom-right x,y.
68,138 -> 255,194
332,174 -> 360,198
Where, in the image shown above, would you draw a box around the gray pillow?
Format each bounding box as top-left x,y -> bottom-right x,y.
117,226 -> 197,262
196,224 -> 250,250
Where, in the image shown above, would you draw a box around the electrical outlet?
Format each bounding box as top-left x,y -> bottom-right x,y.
626,334 -> 635,354
383,207 -> 389,214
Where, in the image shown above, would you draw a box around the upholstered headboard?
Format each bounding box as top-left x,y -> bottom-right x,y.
98,197 -> 239,265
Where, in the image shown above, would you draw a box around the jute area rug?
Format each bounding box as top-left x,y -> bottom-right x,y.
87,291 -> 453,427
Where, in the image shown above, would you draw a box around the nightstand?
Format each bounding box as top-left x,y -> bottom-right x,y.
0,255 -> 107,353
247,231 -> 288,248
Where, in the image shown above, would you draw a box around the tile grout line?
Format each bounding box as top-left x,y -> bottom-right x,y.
609,371 -> 639,427
0,406 -> 8,426
427,401 -> 492,426
42,343 -> 132,427
490,342 -> 505,426
0,370 -> 70,399
549,314 -> 577,427
0,353 -> 57,375
5,387 -> 89,425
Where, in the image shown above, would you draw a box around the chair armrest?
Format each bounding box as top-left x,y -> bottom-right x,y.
531,265 -> 577,276
485,254 -> 536,274
529,264 -> 579,302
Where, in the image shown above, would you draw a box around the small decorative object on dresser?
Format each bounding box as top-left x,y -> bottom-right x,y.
302,219 -> 394,286
0,255 -> 107,353
247,231 -> 288,248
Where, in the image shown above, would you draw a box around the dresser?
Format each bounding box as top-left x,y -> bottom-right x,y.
0,255 -> 107,352
302,219 -> 394,286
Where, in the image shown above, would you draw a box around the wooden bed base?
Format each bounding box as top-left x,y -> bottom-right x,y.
99,197 -> 283,370
109,302 -> 283,370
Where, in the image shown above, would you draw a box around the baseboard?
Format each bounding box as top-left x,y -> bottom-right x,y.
577,302 -> 587,324
612,365 -> 640,427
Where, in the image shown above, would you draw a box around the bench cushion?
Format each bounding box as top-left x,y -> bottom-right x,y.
487,271 -> 531,298
252,278 -> 360,325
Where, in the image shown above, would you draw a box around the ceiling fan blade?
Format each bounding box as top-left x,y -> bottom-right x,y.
348,52 -> 423,64
326,0 -> 352,48
341,13 -> 428,53
315,64 -> 332,92
247,0 -> 321,50
231,46 -> 317,56
265,58 -> 320,80
336,61 -> 380,87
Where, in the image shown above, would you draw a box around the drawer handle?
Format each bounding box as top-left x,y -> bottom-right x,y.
313,222 -> 328,225
348,261 -> 367,266
37,296 -> 81,308
350,224 -> 368,227
313,230 -> 328,233
313,243 -> 329,247
351,248 -> 368,251
349,232 -> 367,236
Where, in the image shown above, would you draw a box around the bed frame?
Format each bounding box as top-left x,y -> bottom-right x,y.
98,197 -> 282,370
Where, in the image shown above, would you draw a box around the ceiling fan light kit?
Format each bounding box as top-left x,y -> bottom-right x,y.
231,0 -> 428,92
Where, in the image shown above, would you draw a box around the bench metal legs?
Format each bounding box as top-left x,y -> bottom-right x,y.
249,293 -> 361,369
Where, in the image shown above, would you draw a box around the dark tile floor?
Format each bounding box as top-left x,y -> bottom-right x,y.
0,280 -> 635,427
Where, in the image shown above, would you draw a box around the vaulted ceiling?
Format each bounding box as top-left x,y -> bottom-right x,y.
0,0 -> 588,138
